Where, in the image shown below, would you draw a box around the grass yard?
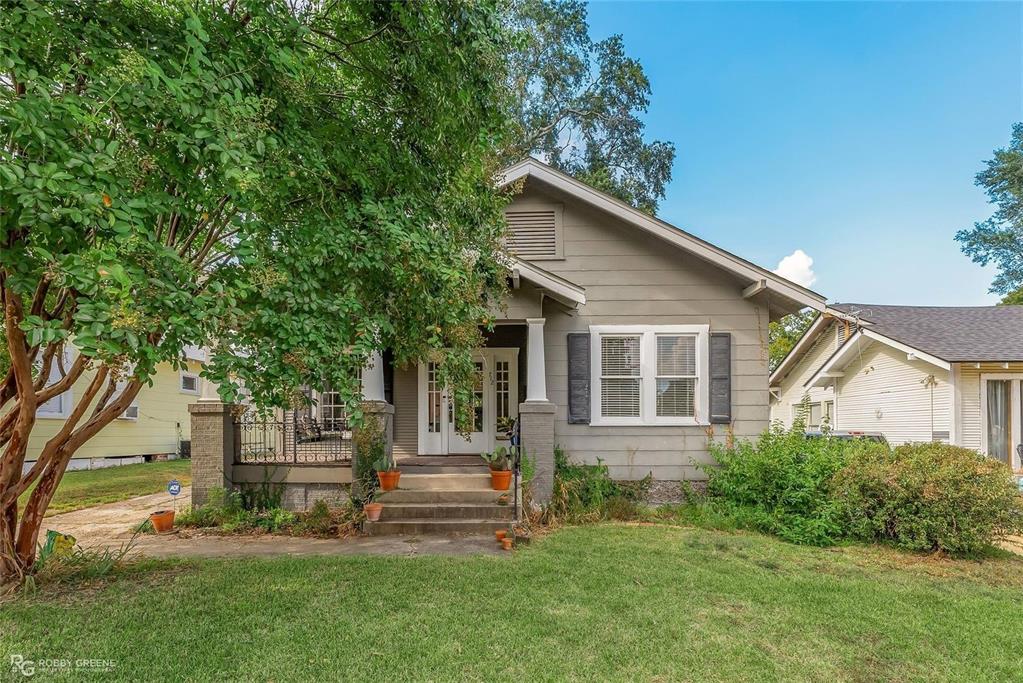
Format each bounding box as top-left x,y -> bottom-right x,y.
20,459 -> 191,516
3,524 -> 1022,682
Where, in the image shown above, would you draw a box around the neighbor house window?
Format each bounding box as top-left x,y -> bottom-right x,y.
180,371 -> 200,395
116,377 -> 140,420
590,325 -> 709,426
36,349 -> 74,418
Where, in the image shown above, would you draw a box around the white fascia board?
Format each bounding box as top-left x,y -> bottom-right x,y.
509,257 -> 586,308
500,159 -> 827,312
805,329 -> 950,389
768,306 -> 865,386
860,329 -> 950,371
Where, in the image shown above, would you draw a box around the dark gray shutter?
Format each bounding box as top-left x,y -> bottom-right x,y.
567,333 -> 590,424
709,332 -> 732,424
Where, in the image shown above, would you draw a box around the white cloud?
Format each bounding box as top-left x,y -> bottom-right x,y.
773,249 -> 816,288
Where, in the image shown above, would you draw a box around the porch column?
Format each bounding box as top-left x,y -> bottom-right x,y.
361,350 -> 385,402
525,318 -> 547,402
188,402 -> 237,507
519,401 -> 555,504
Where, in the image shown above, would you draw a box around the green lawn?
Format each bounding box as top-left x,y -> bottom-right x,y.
20,459 -> 191,516
3,524 -> 1022,681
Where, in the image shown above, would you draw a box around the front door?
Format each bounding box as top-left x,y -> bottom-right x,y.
417,349 -> 518,455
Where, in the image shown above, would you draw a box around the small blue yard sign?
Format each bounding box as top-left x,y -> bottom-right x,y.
167,479 -> 182,497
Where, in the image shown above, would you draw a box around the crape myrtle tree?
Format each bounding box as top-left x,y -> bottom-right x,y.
503,0 -> 675,214
956,123 -> 1023,299
0,0 -> 511,581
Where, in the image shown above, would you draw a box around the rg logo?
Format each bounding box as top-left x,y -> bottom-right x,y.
9,655 -> 35,678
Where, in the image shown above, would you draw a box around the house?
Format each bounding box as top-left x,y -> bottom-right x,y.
379,158 -> 825,486
769,303 -> 1023,473
26,346 -> 212,472
192,157 -> 828,521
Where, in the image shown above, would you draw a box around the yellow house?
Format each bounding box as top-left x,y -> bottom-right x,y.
26,346 -> 211,471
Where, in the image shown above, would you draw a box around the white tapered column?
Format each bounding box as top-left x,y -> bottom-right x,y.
525,318 -> 547,402
361,350 -> 385,402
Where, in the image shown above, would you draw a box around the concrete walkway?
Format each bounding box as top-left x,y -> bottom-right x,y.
42,486 -> 503,559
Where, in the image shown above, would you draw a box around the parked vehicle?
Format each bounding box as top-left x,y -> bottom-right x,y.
805,430 -> 889,445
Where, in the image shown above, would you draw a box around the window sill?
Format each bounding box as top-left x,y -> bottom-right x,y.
589,417 -> 707,428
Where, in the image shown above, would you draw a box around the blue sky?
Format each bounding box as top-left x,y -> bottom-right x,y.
585,1 -> 1022,305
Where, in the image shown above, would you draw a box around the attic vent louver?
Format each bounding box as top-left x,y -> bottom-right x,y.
506,209 -> 560,259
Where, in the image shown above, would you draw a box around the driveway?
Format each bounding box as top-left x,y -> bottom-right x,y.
42,486 -> 502,558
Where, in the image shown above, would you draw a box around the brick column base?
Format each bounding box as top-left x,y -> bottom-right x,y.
519,401 -> 556,504
188,402 -> 237,507
352,401 -> 394,500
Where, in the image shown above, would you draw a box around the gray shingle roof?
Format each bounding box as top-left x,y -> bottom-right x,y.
831,303 -> 1023,362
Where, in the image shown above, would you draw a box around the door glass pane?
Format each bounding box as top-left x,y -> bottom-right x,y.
453,362 -> 485,433
495,360 -> 510,428
986,380 -> 1011,464
427,363 -> 442,433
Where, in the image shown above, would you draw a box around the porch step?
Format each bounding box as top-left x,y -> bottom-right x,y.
393,465 -> 490,474
398,473 -> 493,490
395,456 -> 489,475
376,489 -> 511,504
364,518 -> 510,536
378,503 -> 514,521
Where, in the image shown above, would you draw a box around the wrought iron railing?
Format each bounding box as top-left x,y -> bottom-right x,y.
233,411 -> 352,464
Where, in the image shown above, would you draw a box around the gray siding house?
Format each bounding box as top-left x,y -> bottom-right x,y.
377,158 -> 825,489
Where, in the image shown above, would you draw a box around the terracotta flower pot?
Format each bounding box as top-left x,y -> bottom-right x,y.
490,469 -> 512,491
364,502 -> 383,522
501,537 -> 514,551
149,509 -> 175,534
377,470 -> 401,491
495,529 -> 507,541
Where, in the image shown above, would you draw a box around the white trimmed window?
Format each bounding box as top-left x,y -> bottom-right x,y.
590,325 -> 709,426
179,370 -> 200,395
116,376 -> 140,420
36,349 -> 74,418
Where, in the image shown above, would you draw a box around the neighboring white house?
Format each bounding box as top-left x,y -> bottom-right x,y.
770,303 -> 1023,473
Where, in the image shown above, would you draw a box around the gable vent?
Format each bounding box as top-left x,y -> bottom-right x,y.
506,209 -> 560,259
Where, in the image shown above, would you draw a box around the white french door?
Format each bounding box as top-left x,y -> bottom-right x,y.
417,349 -> 518,455
981,374 -> 1023,471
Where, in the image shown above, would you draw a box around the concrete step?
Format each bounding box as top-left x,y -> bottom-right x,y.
394,464 -> 490,474
398,473 -> 494,490
376,489 -> 511,504
364,518 -> 511,536
379,503 -> 514,521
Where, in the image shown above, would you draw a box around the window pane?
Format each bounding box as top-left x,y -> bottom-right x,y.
656,378 -> 695,417
986,380 -> 1011,464
601,336 -> 640,376
602,378 -> 640,417
809,403 -> 822,428
657,336 -> 696,376
495,360 -> 510,427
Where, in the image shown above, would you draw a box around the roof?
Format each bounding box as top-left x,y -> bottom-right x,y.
507,257 -> 586,309
830,303 -> 1023,363
499,158 -> 827,319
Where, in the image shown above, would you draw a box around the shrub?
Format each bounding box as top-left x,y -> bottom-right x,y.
707,423 -> 887,545
833,442 -> 1023,555
543,446 -> 651,523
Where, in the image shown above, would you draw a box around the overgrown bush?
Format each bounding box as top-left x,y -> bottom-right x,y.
833,442 -> 1023,555
543,446 -> 651,523
707,424 -> 888,545
176,487 -> 362,537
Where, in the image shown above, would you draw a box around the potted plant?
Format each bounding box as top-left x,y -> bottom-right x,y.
375,454 -> 401,492
364,499 -> 383,522
149,509 -> 175,533
481,446 -> 513,491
